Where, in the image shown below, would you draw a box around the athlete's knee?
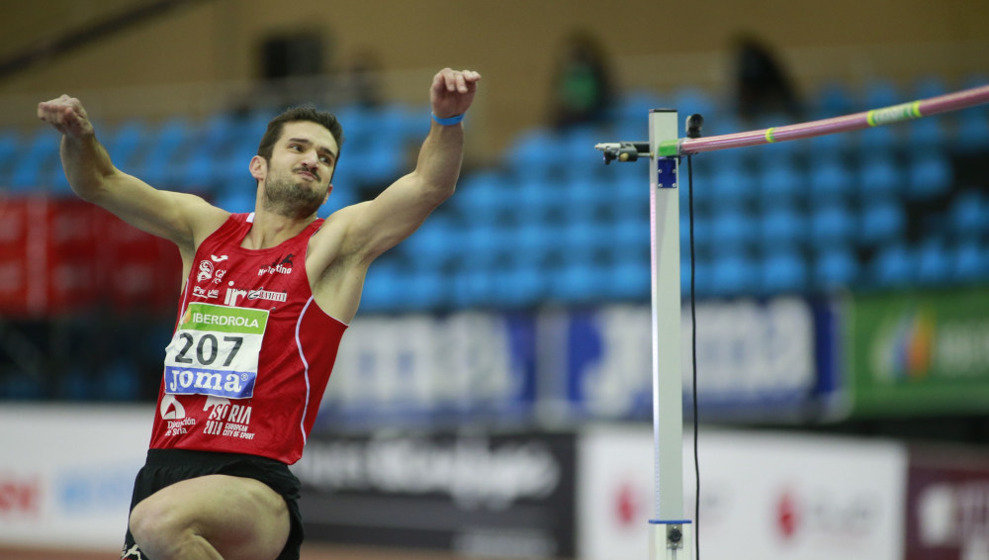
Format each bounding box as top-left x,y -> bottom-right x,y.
129,496 -> 195,558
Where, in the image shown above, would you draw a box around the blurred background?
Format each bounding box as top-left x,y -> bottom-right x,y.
0,1 -> 987,559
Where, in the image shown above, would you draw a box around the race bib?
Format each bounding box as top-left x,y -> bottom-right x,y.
163,303 -> 269,399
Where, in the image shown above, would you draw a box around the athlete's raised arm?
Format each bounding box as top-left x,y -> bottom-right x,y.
317,68 -> 480,265
37,95 -> 229,255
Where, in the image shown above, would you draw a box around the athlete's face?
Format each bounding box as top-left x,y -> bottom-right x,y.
253,121 -> 338,219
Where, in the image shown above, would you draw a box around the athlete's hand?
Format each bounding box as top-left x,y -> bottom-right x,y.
37,94 -> 95,138
430,68 -> 481,120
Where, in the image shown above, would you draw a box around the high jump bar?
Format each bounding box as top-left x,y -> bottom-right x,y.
596,84 -> 989,159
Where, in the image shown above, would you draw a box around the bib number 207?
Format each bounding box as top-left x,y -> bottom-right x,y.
172,333 -> 243,367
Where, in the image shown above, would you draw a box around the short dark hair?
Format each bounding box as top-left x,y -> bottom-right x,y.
257,105 -> 344,163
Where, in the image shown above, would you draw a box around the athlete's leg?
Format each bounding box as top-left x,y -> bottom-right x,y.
128,474 -> 291,560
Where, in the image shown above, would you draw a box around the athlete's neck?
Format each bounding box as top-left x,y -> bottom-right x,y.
241,208 -> 316,250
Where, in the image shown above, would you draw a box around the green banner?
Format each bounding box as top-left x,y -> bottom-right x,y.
847,287 -> 989,416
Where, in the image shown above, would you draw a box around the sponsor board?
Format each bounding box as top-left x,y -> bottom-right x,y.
848,288 -> 989,416
906,445 -> 989,560
566,298 -> 833,420
294,430 -> 576,557
0,405 -> 151,548
318,312 -> 535,426
578,426 -> 906,560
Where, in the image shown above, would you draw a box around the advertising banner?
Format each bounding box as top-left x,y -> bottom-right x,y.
565,298 -> 837,420
906,445 -> 989,560
295,430 -> 576,558
847,288 -> 989,416
578,426 -> 906,560
0,405 -> 151,549
317,311 -> 536,426
0,195 -> 180,316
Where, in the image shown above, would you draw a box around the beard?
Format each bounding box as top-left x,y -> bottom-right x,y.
261,170 -> 325,219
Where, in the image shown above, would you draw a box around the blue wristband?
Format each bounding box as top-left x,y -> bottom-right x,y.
431,112 -> 464,126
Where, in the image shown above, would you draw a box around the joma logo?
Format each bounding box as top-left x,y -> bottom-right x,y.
165,367 -> 255,399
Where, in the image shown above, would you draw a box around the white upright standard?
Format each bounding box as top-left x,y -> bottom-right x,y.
647,109 -> 693,560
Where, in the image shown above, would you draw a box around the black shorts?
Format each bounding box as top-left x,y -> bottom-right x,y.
122,448 -> 304,560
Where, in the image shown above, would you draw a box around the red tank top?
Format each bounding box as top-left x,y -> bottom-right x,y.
149,213 -> 347,464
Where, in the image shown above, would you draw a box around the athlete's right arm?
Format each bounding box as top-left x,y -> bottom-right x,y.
37,95 -> 229,252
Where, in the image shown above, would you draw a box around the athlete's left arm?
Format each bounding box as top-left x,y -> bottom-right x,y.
318,68 -> 481,268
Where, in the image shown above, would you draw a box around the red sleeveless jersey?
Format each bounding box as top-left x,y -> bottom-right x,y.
148,213 -> 347,464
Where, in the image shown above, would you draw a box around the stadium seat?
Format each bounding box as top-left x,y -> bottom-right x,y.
708,253 -> 758,297
757,160 -> 802,203
709,208 -> 755,256
759,204 -> 807,251
916,239 -> 951,285
506,128 -> 560,181
870,243 -> 916,287
808,156 -> 854,204
711,162 -> 757,209
810,204 -> 856,248
948,190 -> 987,237
405,215 -> 458,268
610,257 -> 650,300
552,260 -> 608,304
760,249 -> 809,294
814,246 -> 859,289
953,240 -> 988,282
857,156 -> 902,202
361,260 -> 405,311
859,200 -> 907,247
906,153 -> 953,200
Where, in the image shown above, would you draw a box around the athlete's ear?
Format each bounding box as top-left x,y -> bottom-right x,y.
249,155 -> 267,182
323,184 -> 332,204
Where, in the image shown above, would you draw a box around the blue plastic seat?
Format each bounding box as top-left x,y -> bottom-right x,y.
760,205 -> 806,251
814,246 -> 859,289
9,129 -> 59,190
672,87 -> 717,120
402,268 -> 446,311
462,221 -> 512,268
948,190 -> 986,237
906,117 -> 946,154
953,240 -> 988,282
953,112 -> 989,154
104,119 -> 149,169
405,215 -> 458,268
516,176 -> 563,224
454,171 -> 511,224
491,261 -> 546,307
361,260 -> 404,312
857,157 -> 902,202
709,208 -> 755,256
708,253 -> 757,297
506,128 -> 559,181
859,201 -> 906,247
808,156 -> 854,204
809,204 -> 855,248
915,239 -> 951,285
760,249 -> 809,294
143,118 -> 194,186
511,221 -> 559,267
906,153 -> 952,200
757,161 -> 801,203
214,189 -> 256,213
870,244 -> 915,287
551,260 -> 608,304
710,162 -> 756,209
610,257 -> 650,300
451,265 -> 497,308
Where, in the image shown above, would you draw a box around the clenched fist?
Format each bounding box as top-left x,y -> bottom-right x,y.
37,95 -> 94,138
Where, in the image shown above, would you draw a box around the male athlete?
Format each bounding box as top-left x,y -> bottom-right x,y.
37,67 -> 481,560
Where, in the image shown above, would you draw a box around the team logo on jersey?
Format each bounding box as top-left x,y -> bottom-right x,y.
211,254 -> 229,262
164,367 -> 256,400
197,260 -> 214,283
258,253 -> 294,276
224,283 -> 288,306
192,286 -> 220,299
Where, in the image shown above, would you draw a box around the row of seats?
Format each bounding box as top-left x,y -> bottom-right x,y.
1,76 -> 987,310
